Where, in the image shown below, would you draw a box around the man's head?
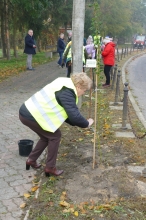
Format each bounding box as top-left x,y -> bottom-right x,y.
28,30 -> 33,36
68,31 -> 72,38
60,33 -> 64,39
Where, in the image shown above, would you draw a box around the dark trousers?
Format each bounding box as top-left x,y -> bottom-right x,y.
57,51 -> 63,66
67,65 -> 71,77
67,64 -> 85,78
104,65 -> 112,85
19,114 -> 61,168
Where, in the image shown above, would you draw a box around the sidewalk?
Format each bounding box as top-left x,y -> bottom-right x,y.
0,60 -> 66,220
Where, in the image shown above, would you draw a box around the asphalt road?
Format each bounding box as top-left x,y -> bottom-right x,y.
127,54 -> 146,120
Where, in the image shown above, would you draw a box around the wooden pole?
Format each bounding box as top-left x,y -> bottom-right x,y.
93,64 -> 98,169
89,68 -> 92,118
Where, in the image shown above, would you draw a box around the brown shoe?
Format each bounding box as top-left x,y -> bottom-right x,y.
102,84 -> 110,88
44,167 -> 64,177
26,158 -> 41,170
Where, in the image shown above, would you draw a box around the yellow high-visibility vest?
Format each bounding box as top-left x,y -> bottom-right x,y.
63,41 -> 86,63
25,77 -> 78,132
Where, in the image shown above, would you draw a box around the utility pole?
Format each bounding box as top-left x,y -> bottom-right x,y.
72,0 -> 85,107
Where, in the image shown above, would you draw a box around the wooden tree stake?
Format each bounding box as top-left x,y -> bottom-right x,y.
93,67 -> 98,169
89,68 -> 92,118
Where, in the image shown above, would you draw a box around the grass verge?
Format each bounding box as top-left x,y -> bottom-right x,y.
0,51 -> 56,82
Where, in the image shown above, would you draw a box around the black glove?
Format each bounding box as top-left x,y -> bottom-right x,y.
61,62 -> 65,68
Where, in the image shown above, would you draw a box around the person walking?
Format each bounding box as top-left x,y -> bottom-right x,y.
24,30 -> 36,71
19,72 -> 94,177
101,37 -> 115,87
57,33 -> 66,67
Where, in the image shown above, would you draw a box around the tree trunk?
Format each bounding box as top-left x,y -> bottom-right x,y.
37,36 -> 41,52
1,0 -> 7,57
5,0 -> 11,60
13,7 -> 18,58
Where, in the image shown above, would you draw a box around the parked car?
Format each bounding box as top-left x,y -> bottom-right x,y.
133,35 -> 146,48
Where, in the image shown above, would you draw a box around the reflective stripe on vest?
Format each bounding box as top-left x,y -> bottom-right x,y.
25,78 -> 78,132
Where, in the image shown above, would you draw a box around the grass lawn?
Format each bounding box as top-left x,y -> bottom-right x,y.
0,50 -> 54,82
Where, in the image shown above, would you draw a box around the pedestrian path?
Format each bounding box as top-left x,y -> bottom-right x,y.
0,60 -> 66,220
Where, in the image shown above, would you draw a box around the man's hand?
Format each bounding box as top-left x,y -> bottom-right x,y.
87,118 -> 94,127
33,45 -> 36,48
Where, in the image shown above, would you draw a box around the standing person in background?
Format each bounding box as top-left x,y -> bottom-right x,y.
85,37 -> 95,59
57,33 -> 66,67
83,37 -> 86,46
102,37 -> 115,87
67,31 -> 72,43
24,30 -> 36,71
62,41 -> 88,78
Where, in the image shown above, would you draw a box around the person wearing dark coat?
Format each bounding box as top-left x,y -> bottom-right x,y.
19,72 -> 94,177
57,33 -> 66,67
24,29 -> 36,71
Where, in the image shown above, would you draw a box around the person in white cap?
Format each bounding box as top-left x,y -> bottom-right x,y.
101,37 -> 115,87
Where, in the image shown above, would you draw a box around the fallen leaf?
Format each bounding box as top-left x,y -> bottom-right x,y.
104,123 -> 110,129
61,153 -> 67,157
31,186 -> 39,192
32,181 -> 39,185
129,140 -> 134,143
24,193 -> 31,198
20,203 -> 26,208
63,209 -> 70,213
50,176 -> 56,181
60,195 -> 65,201
78,205 -> 84,210
62,191 -> 67,196
81,209 -> 87,214
74,211 -> 79,216
88,205 -> 94,210
48,189 -> 53,194
68,208 -> 74,213
59,201 -> 70,208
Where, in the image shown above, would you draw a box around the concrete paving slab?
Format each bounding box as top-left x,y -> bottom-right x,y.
109,106 -> 123,110
112,123 -> 132,129
137,181 -> 146,196
110,102 -> 123,105
115,132 -> 135,138
127,166 -> 145,174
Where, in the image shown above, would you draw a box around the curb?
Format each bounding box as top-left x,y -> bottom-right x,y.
122,51 -> 146,129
